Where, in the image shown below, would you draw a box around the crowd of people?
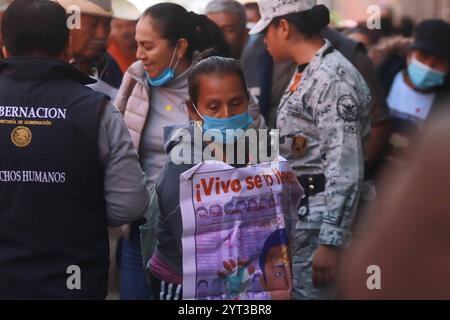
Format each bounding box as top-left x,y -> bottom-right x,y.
0,0 -> 449,300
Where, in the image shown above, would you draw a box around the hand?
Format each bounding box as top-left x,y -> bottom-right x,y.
218,258 -> 255,278
218,258 -> 255,296
312,245 -> 341,288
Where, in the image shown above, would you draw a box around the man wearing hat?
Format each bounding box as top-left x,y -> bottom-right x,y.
56,0 -> 140,99
385,19 -> 450,165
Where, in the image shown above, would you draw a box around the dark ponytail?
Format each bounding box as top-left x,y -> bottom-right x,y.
189,12 -> 231,58
272,4 -> 330,38
143,3 -> 230,61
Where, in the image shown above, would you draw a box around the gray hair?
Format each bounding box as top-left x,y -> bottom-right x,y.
204,0 -> 247,31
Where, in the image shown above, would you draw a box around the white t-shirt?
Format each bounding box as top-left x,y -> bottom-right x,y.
387,71 -> 436,123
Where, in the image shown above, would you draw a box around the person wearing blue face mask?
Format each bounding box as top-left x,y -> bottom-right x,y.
386,19 -> 450,167
191,102 -> 254,144
143,56 -> 266,300
408,58 -> 446,90
144,44 -> 180,87
114,3 -> 265,300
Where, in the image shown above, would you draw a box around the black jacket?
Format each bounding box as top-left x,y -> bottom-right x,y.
0,57 -> 110,299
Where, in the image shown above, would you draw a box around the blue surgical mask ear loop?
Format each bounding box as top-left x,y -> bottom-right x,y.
145,44 -> 181,87
191,102 -> 205,120
190,102 -> 205,133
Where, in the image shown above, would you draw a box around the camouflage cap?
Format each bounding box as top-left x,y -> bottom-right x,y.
249,0 -> 317,35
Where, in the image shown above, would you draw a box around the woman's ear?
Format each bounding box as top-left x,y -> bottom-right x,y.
279,19 -> 292,40
186,101 -> 202,122
177,38 -> 189,60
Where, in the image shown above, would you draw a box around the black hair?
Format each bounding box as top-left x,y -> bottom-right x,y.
195,17 -> 231,58
272,5 -> 330,38
224,202 -> 234,214
197,279 -> 209,287
344,26 -> 376,45
235,199 -> 248,209
1,0 -> 69,57
208,204 -> 223,214
259,228 -> 289,281
143,3 -> 230,60
195,206 -> 208,213
399,16 -> 415,38
188,56 -> 249,105
244,2 -> 260,12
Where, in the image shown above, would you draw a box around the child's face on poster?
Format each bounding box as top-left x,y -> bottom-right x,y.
261,244 -> 292,299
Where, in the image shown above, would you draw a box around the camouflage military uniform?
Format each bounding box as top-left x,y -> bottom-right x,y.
276,40 -> 371,299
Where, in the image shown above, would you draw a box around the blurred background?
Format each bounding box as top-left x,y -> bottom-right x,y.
1,0 -> 447,300
128,0 -> 450,22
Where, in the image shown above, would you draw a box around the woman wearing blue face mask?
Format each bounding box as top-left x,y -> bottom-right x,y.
114,3 -> 265,300
144,56 -> 266,300
190,100 -> 254,145
386,19 -> 450,166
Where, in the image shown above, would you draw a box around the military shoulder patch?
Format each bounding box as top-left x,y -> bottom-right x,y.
337,95 -> 359,122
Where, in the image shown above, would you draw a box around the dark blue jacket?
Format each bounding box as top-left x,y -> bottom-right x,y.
0,57 -> 110,299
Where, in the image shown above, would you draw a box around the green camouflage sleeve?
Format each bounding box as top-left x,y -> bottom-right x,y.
315,81 -> 366,247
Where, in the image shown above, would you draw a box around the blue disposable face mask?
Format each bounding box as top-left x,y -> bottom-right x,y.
408,58 -> 446,90
145,45 -> 180,87
192,103 -> 254,144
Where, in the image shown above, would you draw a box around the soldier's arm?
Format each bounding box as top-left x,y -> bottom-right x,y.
98,102 -> 150,227
315,83 -> 366,248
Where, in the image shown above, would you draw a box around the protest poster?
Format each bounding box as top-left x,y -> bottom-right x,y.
180,157 -> 303,300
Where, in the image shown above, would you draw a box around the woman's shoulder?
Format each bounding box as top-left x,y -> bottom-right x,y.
122,60 -> 147,84
319,50 -> 370,92
302,49 -> 343,84
116,61 -> 149,103
323,49 -> 359,77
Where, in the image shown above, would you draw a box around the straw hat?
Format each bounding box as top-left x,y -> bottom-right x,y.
56,0 -> 140,20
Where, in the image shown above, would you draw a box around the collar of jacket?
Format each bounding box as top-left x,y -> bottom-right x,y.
69,52 -> 108,78
89,52 -> 108,77
301,39 -> 335,74
0,56 -> 96,85
322,26 -> 365,58
315,39 -> 335,60
125,60 -> 150,94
